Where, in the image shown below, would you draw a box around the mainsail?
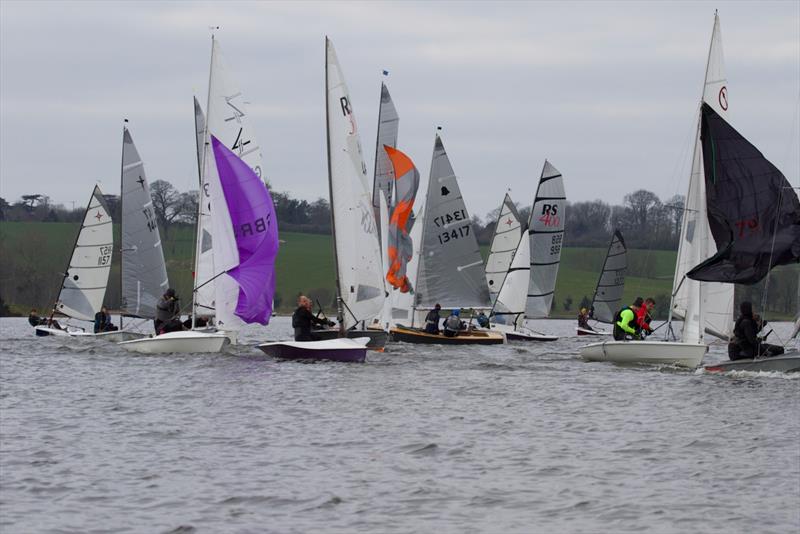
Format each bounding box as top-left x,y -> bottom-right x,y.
485,193 -> 523,304
198,35 -> 268,329
120,127 -> 169,319
686,104 -> 800,284
525,161 -> 566,319
384,145 -> 420,293
372,82 -> 399,234
491,232 -> 530,328
589,230 -> 627,323
671,12 -> 735,341
414,134 -> 491,309
325,37 -> 385,329
54,186 -> 113,321
208,135 -> 279,324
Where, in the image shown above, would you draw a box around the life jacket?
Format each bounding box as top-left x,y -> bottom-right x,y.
444,314 -> 462,331
613,306 -> 634,325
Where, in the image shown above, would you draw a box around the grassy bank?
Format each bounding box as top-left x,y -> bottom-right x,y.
1,222 -> 795,319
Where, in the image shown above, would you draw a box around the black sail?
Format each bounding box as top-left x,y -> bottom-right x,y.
687,103 -> 800,285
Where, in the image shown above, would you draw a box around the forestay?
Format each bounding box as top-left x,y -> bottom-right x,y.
201,36 -> 268,329
492,232 -> 530,328
120,127 -> 169,319
590,230 -> 627,323
414,134 -> 491,309
485,193 -> 522,304
55,186 -> 113,321
526,161 -> 566,319
671,12 -> 734,341
325,37 -> 385,328
372,82 -> 399,234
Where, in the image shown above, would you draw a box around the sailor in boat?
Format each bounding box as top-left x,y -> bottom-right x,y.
727,301 -> 785,361
443,309 -> 466,338
29,308 -> 62,330
423,304 -> 442,334
292,295 -> 335,341
476,311 -> 490,328
612,297 -> 643,341
577,307 -> 593,331
93,306 -> 119,333
154,288 -> 183,334
636,297 -> 655,338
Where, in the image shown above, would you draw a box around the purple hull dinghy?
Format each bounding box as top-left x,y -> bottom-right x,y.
257,337 -> 369,363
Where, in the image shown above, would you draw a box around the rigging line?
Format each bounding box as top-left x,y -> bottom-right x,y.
760,185 -> 785,321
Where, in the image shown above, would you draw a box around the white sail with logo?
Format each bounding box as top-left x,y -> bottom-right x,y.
414,134 -> 491,310
670,12 -> 734,341
199,36 -> 268,330
485,193 -> 522,304
325,37 -> 385,329
525,161 -> 566,319
120,127 -> 169,319
54,186 -> 113,321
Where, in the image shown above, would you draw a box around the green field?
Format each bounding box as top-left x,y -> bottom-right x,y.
2,221 -> 795,319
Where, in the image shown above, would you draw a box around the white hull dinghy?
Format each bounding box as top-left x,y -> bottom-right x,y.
258,337 -> 369,363
576,327 -> 611,336
580,340 -> 707,368
69,329 -> 148,342
704,352 -> 800,374
118,331 -> 229,354
491,323 -> 557,342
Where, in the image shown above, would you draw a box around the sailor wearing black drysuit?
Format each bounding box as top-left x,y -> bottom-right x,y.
292,297 -> 334,341
424,304 -> 442,334
155,289 -> 183,334
728,301 -> 784,360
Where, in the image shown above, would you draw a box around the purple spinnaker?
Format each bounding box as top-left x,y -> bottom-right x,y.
211,135 -> 279,325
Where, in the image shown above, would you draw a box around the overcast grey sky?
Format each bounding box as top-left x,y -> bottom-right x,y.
1,0 -> 798,218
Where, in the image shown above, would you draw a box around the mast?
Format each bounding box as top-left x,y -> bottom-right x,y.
372,81 -> 386,238
118,121 -> 126,331
324,37 -> 345,335
192,32 -> 216,330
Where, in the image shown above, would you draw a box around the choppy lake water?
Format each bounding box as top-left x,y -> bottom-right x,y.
1,317 -> 798,533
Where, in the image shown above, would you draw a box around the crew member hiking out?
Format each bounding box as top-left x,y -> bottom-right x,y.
292,295 -> 334,341
613,297 -> 643,341
424,304 -> 442,334
728,301 -> 785,360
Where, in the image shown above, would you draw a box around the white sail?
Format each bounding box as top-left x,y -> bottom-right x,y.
325,37 -> 385,329
193,95 -> 215,321
55,186 -> 113,321
201,36 -> 268,330
485,193 -> 522,304
492,232 -> 530,329
120,127 -> 169,319
525,161 -> 566,319
590,230 -> 627,323
671,12 -> 734,341
379,192 -> 391,328
414,134 -> 491,310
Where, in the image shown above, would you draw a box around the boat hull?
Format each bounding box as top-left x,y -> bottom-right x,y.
580,340 -> 707,368
704,352 -> 800,373
69,330 -> 148,342
577,327 -> 611,336
312,328 -> 388,351
490,323 -> 557,342
257,337 -> 368,363
389,326 -> 505,345
117,331 -> 229,354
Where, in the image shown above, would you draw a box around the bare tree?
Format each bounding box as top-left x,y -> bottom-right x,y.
150,180 -> 182,233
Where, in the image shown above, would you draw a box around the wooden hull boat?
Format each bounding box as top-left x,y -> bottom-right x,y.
389,326 -> 505,345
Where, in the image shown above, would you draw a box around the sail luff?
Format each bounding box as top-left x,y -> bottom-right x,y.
372,82 -> 399,237
324,37 -> 343,329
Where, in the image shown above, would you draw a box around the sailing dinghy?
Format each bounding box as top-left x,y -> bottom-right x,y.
121,37 -> 279,353
258,337 -> 369,363
389,133 -> 504,344
311,38 -> 389,351
580,12 -> 740,368
577,230 -> 627,336
35,186 -> 115,337
485,193 -> 522,305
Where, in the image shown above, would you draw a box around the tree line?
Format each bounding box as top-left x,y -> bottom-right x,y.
2,181 -> 685,249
